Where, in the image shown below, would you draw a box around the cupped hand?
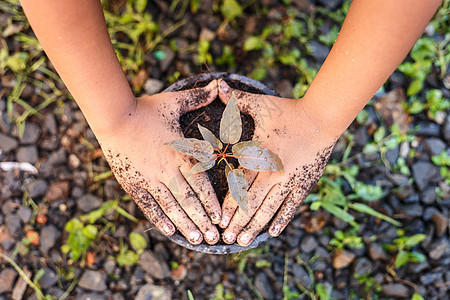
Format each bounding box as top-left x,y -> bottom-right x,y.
217,79 -> 338,246
97,80 -> 221,245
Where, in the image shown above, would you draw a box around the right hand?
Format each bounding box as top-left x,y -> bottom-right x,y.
97,81 -> 221,245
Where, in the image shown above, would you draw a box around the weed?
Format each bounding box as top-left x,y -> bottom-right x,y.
115,232 -> 147,266
431,150 -> 450,185
383,230 -> 426,273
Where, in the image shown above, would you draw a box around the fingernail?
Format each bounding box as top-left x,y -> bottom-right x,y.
219,216 -> 230,228
211,212 -> 221,224
270,225 -> 281,236
163,224 -> 174,235
223,232 -> 236,244
189,231 -> 201,242
239,233 -> 252,245
205,231 -> 217,242
220,80 -> 229,92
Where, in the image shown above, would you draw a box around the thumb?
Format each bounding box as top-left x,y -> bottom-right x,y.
175,79 -> 218,115
218,78 -> 265,121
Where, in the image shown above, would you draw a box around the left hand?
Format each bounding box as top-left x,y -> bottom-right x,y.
217,79 -> 338,246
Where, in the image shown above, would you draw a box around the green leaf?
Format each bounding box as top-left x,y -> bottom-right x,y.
411,293 -> 425,300
243,36 -> 265,51
130,232 -> 147,251
349,203 -> 401,226
226,168 -> 248,214
198,124 -> 222,150
404,234 -> 426,248
374,126 -> 386,143
407,79 -> 424,96
165,138 -> 215,162
221,0 -> 243,20
310,201 -> 321,211
408,251 -> 426,263
231,141 -> 264,155
83,225 -> 98,240
320,202 -> 354,223
237,146 -> 284,171
353,182 -> 383,202
188,160 -> 216,174
220,91 -> 242,144
394,250 -> 409,268
134,0 -> 147,13
363,143 -> 378,155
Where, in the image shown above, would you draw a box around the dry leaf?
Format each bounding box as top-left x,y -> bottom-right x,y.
220,91 -> 242,144
198,124 -> 222,150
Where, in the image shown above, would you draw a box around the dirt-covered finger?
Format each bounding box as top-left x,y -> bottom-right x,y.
166,172 -> 220,245
172,79 -> 218,115
183,168 -> 221,224
222,173 -> 273,245
268,186 -> 309,237
147,181 -> 204,245
237,184 -> 286,246
129,186 -> 176,236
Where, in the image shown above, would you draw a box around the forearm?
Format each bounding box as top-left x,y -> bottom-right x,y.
302,0 -> 442,138
20,0 -> 135,135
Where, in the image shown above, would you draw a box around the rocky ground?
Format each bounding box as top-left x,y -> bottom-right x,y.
0,0 -> 449,299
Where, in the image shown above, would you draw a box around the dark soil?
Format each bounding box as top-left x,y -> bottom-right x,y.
179,78 -> 257,202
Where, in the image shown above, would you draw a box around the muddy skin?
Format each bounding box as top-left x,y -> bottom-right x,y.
269,144 -> 335,235
103,150 -> 172,234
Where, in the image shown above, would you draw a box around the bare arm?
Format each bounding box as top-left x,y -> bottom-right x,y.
20,0 -> 134,135
302,0 -> 443,138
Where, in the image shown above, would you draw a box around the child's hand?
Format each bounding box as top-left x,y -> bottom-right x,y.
98,81 -> 221,245
217,79 -> 337,246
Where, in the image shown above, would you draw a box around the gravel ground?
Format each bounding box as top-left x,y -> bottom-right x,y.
0,0 -> 449,299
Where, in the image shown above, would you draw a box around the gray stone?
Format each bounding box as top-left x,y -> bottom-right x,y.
412,161 -> 440,191
389,174 -> 409,186
38,268 -> 58,289
0,268 -> 17,294
254,272 -> 274,300
424,138 -> 446,156
403,193 -> 419,204
276,80 -> 293,98
353,257 -> 373,275
317,0 -> 342,10
78,270 -> 107,292
386,147 -> 399,165
407,261 -> 429,274
443,115 -> 450,142
354,127 -> 369,146
402,204 -> 423,217
421,187 -> 437,205
428,238 -> 449,260
144,79 -> 164,95
300,235 -> 318,253
139,251 -> 170,280
0,133 -> 18,152
158,48 -> 175,72
20,122 -> 41,144
78,293 -> 107,300
382,283 -> 410,298
104,258 -> 116,274
40,225 -> 60,254
135,284 -> 171,300
415,122 -> 441,137
77,194 -> 103,213
292,264 -> 312,288
26,179 -> 48,198
16,146 -> 38,164
424,207 -> 439,221
420,273 -> 443,285
17,206 -> 32,223
44,114 -> 57,135
5,214 -> 22,237
308,41 -> 330,63
432,212 -> 448,237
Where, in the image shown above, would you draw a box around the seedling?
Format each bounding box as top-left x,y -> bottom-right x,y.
166,91 -> 284,213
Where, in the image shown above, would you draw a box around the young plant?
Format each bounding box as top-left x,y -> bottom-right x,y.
165,91 -> 284,213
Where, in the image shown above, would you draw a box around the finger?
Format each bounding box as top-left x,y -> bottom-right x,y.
236,183 -> 286,246
166,172 -> 220,245
146,181 -> 204,245
182,164 -> 221,224
222,173 -> 274,244
268,186 -> 310,237
219,167 -> 258,228
171,79 -> 218,115
130,185 -> 176,236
